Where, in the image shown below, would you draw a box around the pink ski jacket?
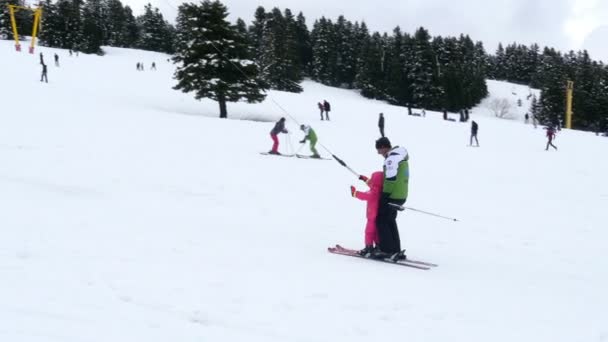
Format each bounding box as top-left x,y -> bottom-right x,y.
354,171 -> 384,220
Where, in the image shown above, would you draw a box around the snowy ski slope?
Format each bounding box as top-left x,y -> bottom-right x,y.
1,40 -> 608,342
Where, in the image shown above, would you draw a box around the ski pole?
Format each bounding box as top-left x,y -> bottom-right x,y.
388,203 -> 459,222
330,154 -> 359,178
295,142 -> 305,155
286,133 -> 295,155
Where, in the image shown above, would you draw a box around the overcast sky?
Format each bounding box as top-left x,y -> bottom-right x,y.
124,0 -> 608,62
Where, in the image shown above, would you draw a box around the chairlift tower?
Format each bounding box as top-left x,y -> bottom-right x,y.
7,3 -> 43,53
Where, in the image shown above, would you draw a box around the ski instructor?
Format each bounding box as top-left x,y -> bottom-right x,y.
360,137 -> 409,257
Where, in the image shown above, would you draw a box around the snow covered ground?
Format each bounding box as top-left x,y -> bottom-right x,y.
476,80 -> 540,122
1,40 -> 608,342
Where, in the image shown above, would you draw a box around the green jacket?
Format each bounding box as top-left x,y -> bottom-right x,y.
383,146 -> 409,201
302,125 -> 318,143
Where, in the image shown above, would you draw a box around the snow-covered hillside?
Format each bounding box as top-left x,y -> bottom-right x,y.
2,41 -> 608,342
476,80 -> 540,122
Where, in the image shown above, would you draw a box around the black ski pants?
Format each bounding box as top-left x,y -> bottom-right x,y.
376,198 -> 405,254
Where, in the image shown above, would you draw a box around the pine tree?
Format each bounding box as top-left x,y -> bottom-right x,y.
530,94 -> 541,123
494,43 -> 506,80
105,0 -> 126,47
81,0 -> 105,54
535,48 -> 567,127
333,15 -> 357,87
39,0 -> 62,47
122,6 -> 139,48
249,6 -> 266,58
294,12 -> 312,76
383,27 -> 411,105
53,0 -> 84,51
255,7 -> 302,92
355,30 -> 386,99
408,27 -> 442,109
137,3 -> 172,53
311,17 -> 337,85
172,0 -> 267,119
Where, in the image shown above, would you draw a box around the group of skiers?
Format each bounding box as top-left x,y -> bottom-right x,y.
268,112 -> 410,259
136,62 -> 156,71
268,118 -> 320,158
265,106 -> 562,258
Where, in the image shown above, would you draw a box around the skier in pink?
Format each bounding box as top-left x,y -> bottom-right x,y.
350,171 -> 384,256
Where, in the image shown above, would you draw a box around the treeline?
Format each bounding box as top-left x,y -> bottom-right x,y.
245,7 -> 488,112
2,0 -> 606,130
488,43 -> 608,131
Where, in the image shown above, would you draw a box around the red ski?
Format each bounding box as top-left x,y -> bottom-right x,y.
328,246 -> 432,270
335,245 -> 438,267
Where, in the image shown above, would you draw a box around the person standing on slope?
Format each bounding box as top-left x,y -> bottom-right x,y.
365,137 -> 409,259
378,113 -> 385,137
470,120 -> 479,146
40,63 -> 48,83
323,100 -> 331,121
318,102 -> 325,120
350,171 -> 384,256
299,124 -> 320,158
269,117 -> 288,155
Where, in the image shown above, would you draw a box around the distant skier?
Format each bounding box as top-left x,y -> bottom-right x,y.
350,171 -> 384,256
318,102 -> 324,120
54,53 -> 59,67
545,126 -> 557,150
39,52 -> 44,65
323,100 -> 331,121
269,117 -> 288,155
378,113 -> 385,137
525,113 -> 529,124
40,63 -> 48,83
136,62 -> 140,71
151,62 -> 156,70
470,121 -> 479,146
69,49 -> 73,57
363,137 -> 409,258
299,124 -> 320,158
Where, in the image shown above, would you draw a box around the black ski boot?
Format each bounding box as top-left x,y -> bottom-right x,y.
389,250 -> 407,262
358,245 -> 375,257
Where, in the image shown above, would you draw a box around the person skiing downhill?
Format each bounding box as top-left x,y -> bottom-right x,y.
363,137 -> 409,259
299,124 -> 320,158
350,171 -> 384,256
269,117 -> 288,154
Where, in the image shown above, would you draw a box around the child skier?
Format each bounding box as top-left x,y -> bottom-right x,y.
350,171 -> 384,256
299,124 -> 320,158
